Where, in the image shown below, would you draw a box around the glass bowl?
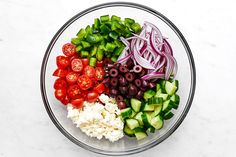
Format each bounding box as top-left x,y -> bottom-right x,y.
40,2 -> 196,156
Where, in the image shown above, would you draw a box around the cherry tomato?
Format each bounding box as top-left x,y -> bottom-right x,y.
87,91 -> 99,102
71,58 -> 83,72
54,78 -> 67,89
67,85 -> 82,99
96,61 -> 104,67
55,89 -> 66,101
61,95 -> 70,105
104,87 -> 110,95
62,43 -> 76,57
81,58 -> 89,67
94,83 -> 105,94
71,98 -> 84,108
56,56 -> 70,69
66,72 -> 79,84
83,65 -> 95,78
95,67 -> 105,81
53,68 -> 68,77
77,74 -> 93,90
69,53 -> 79,61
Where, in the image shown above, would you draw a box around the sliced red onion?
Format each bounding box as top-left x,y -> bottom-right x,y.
141,72 -> 165,80
134,45 -> 155,69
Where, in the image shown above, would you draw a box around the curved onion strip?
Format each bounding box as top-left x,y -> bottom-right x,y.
141,72 -> 165,80
134,45 -> 155,69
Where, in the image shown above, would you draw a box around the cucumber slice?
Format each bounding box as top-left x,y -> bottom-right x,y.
171,80 -> 179,89
143,89 -> 155,100
121,107 -> 132,119
156,83 -> 161,91
126,119 -> 139,130
159,80 -> 166,90
147,126 -> 155,133
141,112 -> 152,127
148,97 -> 163,106
130,110 -> 137,118
162,100 -> 173,113
151,115 -> 163,130
170,94 -> 180,104
134,112 -> 144,125
157,93 -> 169,101
163,111 -> 174,120
155,89 -> 162,97
133,127 -> 147,140
165,81 -> 177,95
142,103 -> 154,111
124,125 -> 134,137
131,98 -> 142,112
151,105 -> 163,117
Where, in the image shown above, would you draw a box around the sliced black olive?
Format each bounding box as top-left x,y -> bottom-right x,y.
110,77 -> 118,87
110,89 -> 119,96
109,68 -> 118,77
119,86 -> 128,95
125,72 -> 134,82
142,80 -> 148,88
126,59 -> 134,69
136,91 -> 144,99
134,79 -> 142,87
114,63 -> 121,69
116,95 -> 124,102
102,78 -> 110,87
133,65 -> 142,73
117,101 -> 126,109
140,69 -> 146,77
119,76 -> 127,86
119,65 -> 128,73
129,84 -> 138,96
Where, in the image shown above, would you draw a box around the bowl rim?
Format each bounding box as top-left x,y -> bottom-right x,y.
40,2 -> 196,156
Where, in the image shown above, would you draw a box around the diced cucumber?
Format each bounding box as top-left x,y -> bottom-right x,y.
159,80 -> 166,89
141,112 -> 152,127
130,110 -> 136,118
142,103 -> 154,111
123,125 -> 134,137
156,83 -> 161,91
121,107 -> 132,119
157,93 -> 169,101
151,105 -> 162,117
162,100 -> 173,113
148,97 -> 163,106
133,127 -> 147,140
131,98 -> 142,112
126,119 -> 139,130
165,81 -> 177,95
134,112 -> 144,125
147,126 -> 155,133
171,80 -> 179,89
143,89 -> 155,100
151,115 -> 163,130
170,94 -> 180,104
163,111 -> 174,120
155,89 -> 162,97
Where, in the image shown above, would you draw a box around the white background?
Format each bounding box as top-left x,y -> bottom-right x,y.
0,0 -> 236,156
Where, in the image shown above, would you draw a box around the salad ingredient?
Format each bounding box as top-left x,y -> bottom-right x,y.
71,98 -> 84,108
56,56 -> 70,69
71,58 -> 83,72
62,43 -> 76,57
54,78 -> 67,90
66,72 -> 79,84
55,89 -> 66,101
94,83 -> 105,94
67,85 -> 82,99
53,68 -> 68,77
83,65 -> 95,78
77,75 -> 93,90
95,67 -> 105,81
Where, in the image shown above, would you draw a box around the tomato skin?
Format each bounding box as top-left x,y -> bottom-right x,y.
71,98 -> 84,108
95,67 -> 105,81
66,72 -> 79,84
56,56 -> 70,69
67,85 -> 82,99
69,53 -> 79,61
61,95 -> 70,105
62,43 -> 76,57
77,75 -> 93,90
83,65 -> 95,78
87,91 -> 99,102
94,83 -> 105,94
96,61 -> 104,67
81,58 -> 89,67
53,68 -> 68,77
55,89 -> 66,101
54,78 -> 67,89
71,58 -> 83,72
104,87 -> 110,95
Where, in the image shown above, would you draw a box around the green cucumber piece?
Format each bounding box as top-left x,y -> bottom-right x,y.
156,83 -> 161,91
120,107 -> 132,119
155,89 -> 162,97
163,111 -> 174,120
162,100 -> 173,113
130,110 -> 136,118
134,112 -> 143,125
159,80 -> 166,90
165,81 -> 177,95
142,103 -> 154,111
133,127 -> 147,140
143,89 -> 155,100
171,80 -> 179,89
157,93 -> 169,101
126,119 -> 139,130
141,112 -> 152,127
147,126 -> 155,133
170,94 -> 180,104
131,98 -> 142,112
123,125 -> 134,137
148,97 -> 163,106
151,115 -> 163,130
151,105 -> 163,117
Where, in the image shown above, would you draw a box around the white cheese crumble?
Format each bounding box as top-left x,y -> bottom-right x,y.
67,94 -> 124,142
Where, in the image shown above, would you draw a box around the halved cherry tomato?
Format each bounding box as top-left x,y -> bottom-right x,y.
94,83 -> 105,94
104,87 -> 110,95
61,95 -> 70,105
56,56 -> 70,69
81,58 -> 89,67
77,74 -> 92,90
83,65 -> 95,78
67,85 -> 82,99
54,78 -> 67,89
66,72 -> 79,84
71,98 -> 84,108
55,89 -> 66,101
87,91 -> 99,102
62,43 -> 76,57
69,53 -> 79,61
95,67 -> 105,81
96,61 -> 104,67
71,58 -> 83,72
53,68 -> 68,77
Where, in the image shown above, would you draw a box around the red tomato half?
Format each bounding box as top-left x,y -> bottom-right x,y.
53,68 -> 68,77
67,85 -> 82,99
94,83 -> 105,94
95,67 -> 105,81
56,56 -> 70,69
96,61 -> 104,67
55,89 -> 66,101
61,95 -> 70,105
81,58 -> 89,67
77,75 -> 92,90
66,72 -> 79,84
83,65 -> 95,78
71,58 -> 83,72
87,91 -> 99,102
54,78 -> 67,89
62,43 -> 76,57
71,98 -> 84,108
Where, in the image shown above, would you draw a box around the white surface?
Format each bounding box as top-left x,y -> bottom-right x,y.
0,0 -> 235,156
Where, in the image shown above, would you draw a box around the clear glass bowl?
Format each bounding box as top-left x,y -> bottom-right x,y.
40,2 -> 196,156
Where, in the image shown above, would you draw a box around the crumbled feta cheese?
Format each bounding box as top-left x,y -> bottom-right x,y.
67,94 -> 124,142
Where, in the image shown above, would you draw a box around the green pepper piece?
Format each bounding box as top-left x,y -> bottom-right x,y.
124,18 -> 135,27
76,28 -> 86,38
100,24 -> 111,34
94,18 -> 100,30
71,37 -> 81,45
81,41 -> 91,49
105,43 -> 116,52
114,45 -> 125,56
90,46 -> 97,57
96,48 -> 104,61
89,57 -> 97,66
85,25 -> 92,37
92,24 -> 99,34
114,40 -> 123,47
105,51 -> 111,58
111,15 -> 121,21
109,31 -> 118,40
131,23 -> 142,33
111,56 -> 118,62
86,34 -> 102,44
100,15 -> 109,23
76,45 -> 83,52
81,50 -> 89,58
